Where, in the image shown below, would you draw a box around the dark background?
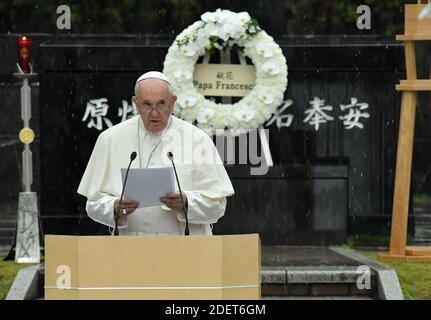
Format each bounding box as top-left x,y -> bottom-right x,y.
1,1 -> 430,247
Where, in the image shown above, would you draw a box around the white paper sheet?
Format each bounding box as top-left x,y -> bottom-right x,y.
120,167 -> 175,208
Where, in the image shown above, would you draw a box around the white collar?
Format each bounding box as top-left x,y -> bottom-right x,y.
137,115 -> 173,137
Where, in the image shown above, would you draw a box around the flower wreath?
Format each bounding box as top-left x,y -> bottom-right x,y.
163,9 -> 288,135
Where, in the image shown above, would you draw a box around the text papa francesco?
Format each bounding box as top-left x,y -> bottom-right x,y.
194,81 -> 255,91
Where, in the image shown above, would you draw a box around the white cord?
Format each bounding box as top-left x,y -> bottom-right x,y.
137,116 -> 173,168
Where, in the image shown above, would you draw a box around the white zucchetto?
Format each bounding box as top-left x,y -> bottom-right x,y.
135,71 -> 173,87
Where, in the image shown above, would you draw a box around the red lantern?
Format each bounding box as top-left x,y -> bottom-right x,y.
18,36 -> 32,73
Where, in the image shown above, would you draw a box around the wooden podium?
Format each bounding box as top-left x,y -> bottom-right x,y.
44,234 -> 261,300
379,2 -> 431,262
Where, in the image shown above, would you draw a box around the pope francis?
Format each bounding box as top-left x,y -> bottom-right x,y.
77,71 -> 235,235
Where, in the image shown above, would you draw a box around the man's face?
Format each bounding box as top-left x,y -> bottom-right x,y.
132,79 -> 176,134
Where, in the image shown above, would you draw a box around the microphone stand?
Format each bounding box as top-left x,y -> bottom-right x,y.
168,152 -> 190,236
114,152 -> 136,236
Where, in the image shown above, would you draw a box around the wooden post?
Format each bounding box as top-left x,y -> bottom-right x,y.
388,91 -> 417,256
379,4 -> 431,262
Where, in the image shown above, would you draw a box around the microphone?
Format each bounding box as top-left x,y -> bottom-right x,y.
167,151 -> 189,236
114,151 -> 137,236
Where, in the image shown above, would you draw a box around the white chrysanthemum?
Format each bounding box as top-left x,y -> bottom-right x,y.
258,90 -> 274,105
261,60 -> 281,76
173,69 -> 193,81
177,94 -> 197,109
234,108 -> 255,122
256,42 -> 274,58
197,108 -> 215,124
180,43 -> 201,57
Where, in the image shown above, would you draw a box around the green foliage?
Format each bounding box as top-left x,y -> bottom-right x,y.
413,193 -> 431,205
345,234 -> 415,248
0,0 -> 419,35
0,256 -> 29,300
362,252 -> 431,300
284,0 -> 416,35
176,16 -> 261,52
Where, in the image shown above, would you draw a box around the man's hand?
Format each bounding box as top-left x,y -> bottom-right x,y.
114,197 -> 139,216
160,192 -> 187,210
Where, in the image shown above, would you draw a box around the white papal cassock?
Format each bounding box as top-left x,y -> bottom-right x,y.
77,115 -> 235,235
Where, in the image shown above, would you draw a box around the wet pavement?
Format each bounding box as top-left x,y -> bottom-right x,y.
262,246 -> 361,267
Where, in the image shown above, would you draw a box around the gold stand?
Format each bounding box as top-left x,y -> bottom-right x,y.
379,2 -> 431,262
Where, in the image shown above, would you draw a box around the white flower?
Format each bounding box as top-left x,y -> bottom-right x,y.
205,22 -> 221,37
180,43 -> 201,57
201,9 -> 224,23
197,108 -> 215,124
234,108 -> 255,122
207,8 -> 224,24
177,94 -> 197,109
262,60 -> 281,76
217,9 -> 236,24
219,23 -> 242,41
238,12 -> 251,25
256,43 -> 273,58
201,11 -> 215,23
173,69 -> 193,81
164,11 -> 288,137
213,42 -> 223,50
258,90 -> 274,105
232,25 -> 247,39
196,28 -> 211,48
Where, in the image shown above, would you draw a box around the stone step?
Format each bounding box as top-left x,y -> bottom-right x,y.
414,208 -> 431,214
415,218 -> 431,224
261,266 -> 378,298
413,240 -> 431,246
0,237 -> 14,249
0,217 -> 17,228
0,244 -> 12,255
0,232 -> 15,245
0,215 -> 17,251
415,228 -> 431,240
415,212 -> 431,242
0,225 -> 14,230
